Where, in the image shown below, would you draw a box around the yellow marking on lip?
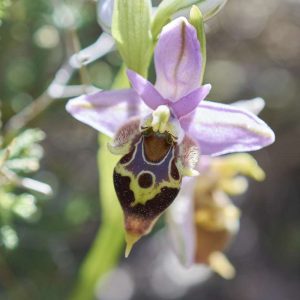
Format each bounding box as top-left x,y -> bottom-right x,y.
115,164 -> 180,207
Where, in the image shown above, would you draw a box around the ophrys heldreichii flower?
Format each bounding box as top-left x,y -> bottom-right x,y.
66,17 -> 274,255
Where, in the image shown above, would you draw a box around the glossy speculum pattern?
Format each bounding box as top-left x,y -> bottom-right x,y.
113,129 -> 182,235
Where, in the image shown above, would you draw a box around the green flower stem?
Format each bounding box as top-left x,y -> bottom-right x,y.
70,135 -> 124,300
70,67 -> 130,300
189,5 -> 206,84
151,0 -> 203,39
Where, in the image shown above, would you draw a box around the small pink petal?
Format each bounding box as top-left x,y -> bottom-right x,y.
171,84 -> 211,118
127,69 -> 168,110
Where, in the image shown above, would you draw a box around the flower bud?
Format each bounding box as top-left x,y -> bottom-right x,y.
97,0 -> 114,33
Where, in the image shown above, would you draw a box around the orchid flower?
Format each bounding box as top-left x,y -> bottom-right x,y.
66,17 -> 274,255
97,0 -> 228,34
167,99 -> 267,278
167,153 -> 265,279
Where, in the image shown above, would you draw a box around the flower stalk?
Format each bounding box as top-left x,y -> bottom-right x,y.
71,69 -> 130,300
70,137 -> 124,300
189,5 -> 206,84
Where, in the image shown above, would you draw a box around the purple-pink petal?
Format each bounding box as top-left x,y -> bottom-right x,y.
154,17 -> 202,102
66,89 -> 145,136
180,100 -> 275,156
171,84 -> 211,118
126,69 -> 168,110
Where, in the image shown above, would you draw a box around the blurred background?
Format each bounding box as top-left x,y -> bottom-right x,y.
0,0 -> 300,299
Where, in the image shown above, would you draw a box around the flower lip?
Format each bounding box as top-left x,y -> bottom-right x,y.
141,126 -> 176,144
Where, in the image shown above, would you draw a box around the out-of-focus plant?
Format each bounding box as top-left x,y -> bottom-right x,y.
0,0 -> 11,20
168,153 -> 265,279
0,1 -> 115,297
0,110 -> 52,249
166,97 -> 267,279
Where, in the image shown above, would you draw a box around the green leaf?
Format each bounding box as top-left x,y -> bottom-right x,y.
189,5 -> 206,84
8,129 -> 45,159
5,158 -> 40,173
0,0 -> 12,20
199,0 -> 228,21
0,225 -> 18,250
112,0 -> 152,77
151,0 -> 203,38
12,193 -> 38,220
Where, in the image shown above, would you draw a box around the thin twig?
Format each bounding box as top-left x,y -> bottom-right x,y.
4,32 -> 115,136
0,165 -> 52,196
70,29 -> 91,91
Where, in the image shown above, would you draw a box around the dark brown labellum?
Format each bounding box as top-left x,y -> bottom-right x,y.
113,130 -> 182,244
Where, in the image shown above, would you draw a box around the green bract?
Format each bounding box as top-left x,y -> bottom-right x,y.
112,0 -> 152,77
151,0 -> 204,38
189,5 -> 206,84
